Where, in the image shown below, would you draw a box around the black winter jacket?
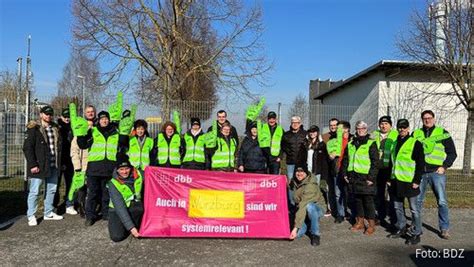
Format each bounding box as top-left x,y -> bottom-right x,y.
58,118 -> 73,169
305,138 -> 329,181
282,126 -> 307,165
341,135 -> 379,195
238,135 -> 267,172
23,121 -> 62,179
77,124 -> 120,177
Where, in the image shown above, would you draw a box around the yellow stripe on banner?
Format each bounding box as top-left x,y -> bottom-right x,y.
188,189 -> 244,219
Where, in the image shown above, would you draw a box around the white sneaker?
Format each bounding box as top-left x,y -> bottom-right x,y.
28,216 -> 37,226
44,212 -> 63,220
66,206 -> 78,215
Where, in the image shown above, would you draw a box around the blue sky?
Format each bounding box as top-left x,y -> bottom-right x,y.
0,0 -> 423,104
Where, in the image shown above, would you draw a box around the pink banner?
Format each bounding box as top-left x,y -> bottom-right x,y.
140,167 -> 290,238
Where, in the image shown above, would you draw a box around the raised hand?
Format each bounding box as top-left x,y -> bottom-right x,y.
205,120 -> 218,148
173,110 -> 181,134
119,104 -> 137,135
69,103 -> 89,136
108,91 -> 123,122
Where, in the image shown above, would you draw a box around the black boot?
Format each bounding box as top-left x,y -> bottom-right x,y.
405,234 -> 420,245
390,226 -> 407,239
310,234 -> 320,246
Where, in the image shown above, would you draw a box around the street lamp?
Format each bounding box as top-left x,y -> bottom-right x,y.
77,75 -> 85,115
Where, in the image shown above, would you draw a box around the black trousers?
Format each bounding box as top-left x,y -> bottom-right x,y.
54,165 -> 74,207
108,201 -> 144,242
85,175 -> 110,220
355,194 -> 376,219
267,160 -> 280,175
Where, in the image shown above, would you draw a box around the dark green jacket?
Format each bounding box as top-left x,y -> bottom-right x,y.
290,173 -> 323,229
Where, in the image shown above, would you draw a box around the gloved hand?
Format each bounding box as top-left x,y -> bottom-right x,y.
205,120 -> 218,148
69,103 -> 89,136
173,110 -> 181,134
108,91 -> 123,122
246,97 -> 266,121
67,171 -> 86,202
119,104 -> 137,135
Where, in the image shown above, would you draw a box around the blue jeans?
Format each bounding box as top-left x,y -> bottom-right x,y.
286,164 -> 296,207
394,196 -> 422,236
334,174 -> 345,217
417,172 -> 449,231
27,167 -> 58,217
297,202 -> 323,237
286,164 -> 295,182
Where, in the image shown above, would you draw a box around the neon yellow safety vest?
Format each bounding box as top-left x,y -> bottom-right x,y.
391,137 -> 416,183
127,136 -> 154,170
156,133 -> 181,165
183,133 -> 206,163
327,127 -> 344,156
347,139 -> 375,175
88,127 -> 119,162
258,122 -> 283,156
413,126 -> 449,166
211,137 -> 236,169
108,172 -> 143,208
372,129 -> 398,168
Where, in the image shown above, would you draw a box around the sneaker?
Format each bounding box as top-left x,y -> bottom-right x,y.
44,212 -> 63,220
27,216 -> 37,226
66,206 -> 78,215
324,209 -> 332,217
335,216 -> 344,224
440,230 -> 450,240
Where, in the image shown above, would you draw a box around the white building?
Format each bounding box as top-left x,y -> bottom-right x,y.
310,60 -> 471,169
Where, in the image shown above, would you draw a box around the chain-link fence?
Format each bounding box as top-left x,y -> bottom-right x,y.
1,91 -> 473,223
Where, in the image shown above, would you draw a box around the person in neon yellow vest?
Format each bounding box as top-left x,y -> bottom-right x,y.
259,111 -> 284,174
387,119 -> 425,245
120,119 -> 154,171
152,121 -> 183,168
107,154 -> 143,242
341,121 -> 379,235
77,110 -> 121,226
414,110 -> 457,240
182,118 -> 207,170
209,122 -> 238,172
371,115 -> 398,229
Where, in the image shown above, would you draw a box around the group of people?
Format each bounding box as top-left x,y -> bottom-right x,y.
23,97 -> 457,246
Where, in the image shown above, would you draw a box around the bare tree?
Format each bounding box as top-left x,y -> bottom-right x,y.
288,93 -> 309,126
57,49 -> 104,109
0,70 -> 29,110
72,0 -> 270,120
397,0 -> 473,174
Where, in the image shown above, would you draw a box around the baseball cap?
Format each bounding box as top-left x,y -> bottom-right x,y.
397,119 -> 409,129
40,105 -> 54,115
61,108 -> 70,118
267,111 -> 277,119
308,125 -> 320,133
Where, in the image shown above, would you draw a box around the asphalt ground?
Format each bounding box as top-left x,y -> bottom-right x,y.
0,208 -> 473,266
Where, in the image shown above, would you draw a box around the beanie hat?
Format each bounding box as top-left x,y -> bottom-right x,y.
97,111 -> 110,120
116,153 -> 132,169
191,117 -> 201,126
378,115 -> 392,126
